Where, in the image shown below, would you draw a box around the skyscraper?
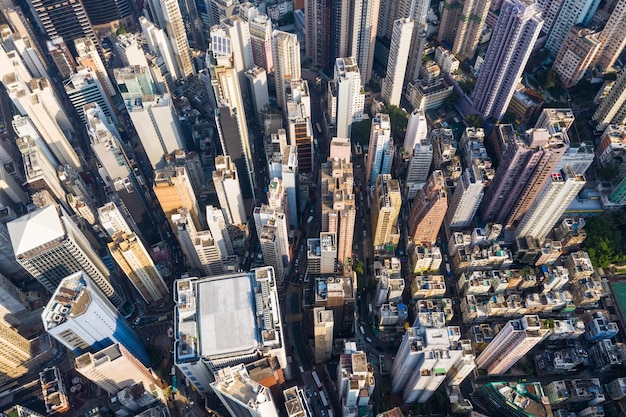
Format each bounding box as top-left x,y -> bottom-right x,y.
213,155 -> 247,225
254,205 -> 290,279
42,271 -> 147,363
350,0 -> 380,83
403,109 -> 428,153
75,343 -> 161,395
287,103 -> 314,174
313,307 -> 334,363
365,114 -> 393,186
304,0 -> 331,69
515,166 -> 586,241
544,0 -> 599,56
74,38 -> 117,97
108,232 -> 169,303
591,0 -> 626,71
172,208 -> 225,276
438,0 -> 492,60
212,364 -> 280,417
0,320 -> 31,380
98,202 -> 134,237
244,7 -> 274,72
471,0 -> 543,119
381,18 -> 414,107
140,16 -> 180,82
211,17 -> 254,87
8,206 -> 122,307
65,67 -> 116,125
408,171 -> 448,246
333,58 -> 365,139
475,315 -> 551,374
593,69 -> 626,130
446,166 -> 486,230
272,30 -> 301,112
552,27 -> 601,88
372,175 -> 402,256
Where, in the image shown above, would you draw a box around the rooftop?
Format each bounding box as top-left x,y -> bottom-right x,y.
8,205 -> 65,255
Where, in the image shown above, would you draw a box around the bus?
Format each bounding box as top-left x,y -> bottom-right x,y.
312,371 -> 323,389
316,123 -> 322,135
319,391 -> 328,407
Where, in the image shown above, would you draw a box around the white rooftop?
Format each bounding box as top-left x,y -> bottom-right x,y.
198,274 -> 259,357
7,205 -> 64,255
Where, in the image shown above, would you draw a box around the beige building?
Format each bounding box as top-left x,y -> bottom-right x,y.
76,343 -> 163,396
321,158 -> 356,268
313,307 -> 334,364
553,27 -> 601,88
272,30 -> 300,112
408,171 -> 447,246
0,321 -> 31,380
108,232 -> 169,303
438,0 -> 491,60
372,175 -> 401,256
592,0 -> 626,71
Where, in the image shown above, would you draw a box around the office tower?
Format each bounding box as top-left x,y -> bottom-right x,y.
317,232 -> 338,274
350,0 -> 380,83
475,315 -> 551,374
381,18 -> 414,106
321,158 -> 356,268
272,30 -> 301,112
287,79 -> 312,118
545,0 -> 599,56
438,0 -> 492,60
338,342 -> 375,412
98,202 -> 133,237
305,0 -> 330,68
515,166 -> 586,241
208,52 -> 255,203
42,271 -> 146,361
146,0 -> 194,78
283,146 -> 299,228
14,133 -> 66,204
172,209 -> 224,275
259,226 -> 284,279
313,307 -> 334,363
0,272 -> 26,325
480,127 -> 567,232
207,0 -> 238,27
592,0 -> 626,71
593,69 -> 626,130
246,66 -> 270,122
174,267 -> 287,394
287,103 -> 313,174
333,57 -> 365,139
206,205 -> 234,257
81,0 -> 132,29
74,38 -> 116,98
409,171 -> 448,245
391,325 -> 471,404
471,0 -> 543,119
154,154 -> 202,232
0,24 -> 48,80
213,155 -> 247,225
366,114 -> 393,186
553,27 -> 601,88
140,16 -> 179,81
254,205 -> 290,265
243,7 -> 273,72
8,206 -> 122,306
47,38 -> 76,79
76,343 -> 161,395
123,91 -> 184,168
404,109 -> 428,153
212,364 -> 280,417
0,320 -> 31,380
115,33 -> 148,68
405,141 -> 433,200
109,232 -> 169,303
30,0 -> 99,56
329,137 -> 352,161
3,77 -> 81,172
210,19 -> 254,87
65,67 -> 116,125
372,175 -> 401,256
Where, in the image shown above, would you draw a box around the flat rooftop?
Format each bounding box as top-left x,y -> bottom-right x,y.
198,274 -> 258,357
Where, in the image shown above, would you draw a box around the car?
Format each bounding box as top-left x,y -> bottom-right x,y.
366,337 -> 373,343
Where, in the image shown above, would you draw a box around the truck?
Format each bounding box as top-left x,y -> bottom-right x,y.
307,216 -> 314,224
319,391 -> 329,407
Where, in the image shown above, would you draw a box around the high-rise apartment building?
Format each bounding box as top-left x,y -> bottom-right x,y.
471,0 -> 543,119
0,320 -> 31,379
9,206 -> 122,306
213,155 -> 247,225
592,0 -> 626,71
372,175 -> 402,256
98,202 -> 134,237
174,267 -> 287,394
332,58 -> 365,139
438,0 -> 492,60
515,166 -> 586,241
146,0 -> 194,78
212,364 -> 280,417
553,27 -> 601,88
409,171 -> 448,245
403,109 -> 429,153
381,18 -> 414,106
108,232 -> 169,303
593,69 -> 626,130
272,30 -> 301,112
446,166 -> 486,230
243,7 -> 273,72
42,271 -> 147,363
154,155 -> 202,230
321,158 -> 356,268
305,0 -> 331,68
76,343 -> 161,395
206,205 -> 234,257
338,342 -> 375,412
350,0 -> 380,83
172,208 -> 225,276
544,0 -> 599,56
140,16 -> 180,82
30,0 -> 99,56
254,205 -> 290,279
536,0 -> 565,35
313,307 -> 334,363
287,103 -> 313,174
366,114 -> 393,186
211,17 -> 254,87
475,315 -> 551,374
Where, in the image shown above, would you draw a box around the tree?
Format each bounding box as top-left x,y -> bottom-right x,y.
465,114 -> 482,128
597,162 -> 621,182
444,92 -> 459,108
381,105 -> 409,141
501,112 -> 517,124
350,119 -> 372,146
583,208 -> 626,268
458,78 -> 476,95
354,260 -> 365,276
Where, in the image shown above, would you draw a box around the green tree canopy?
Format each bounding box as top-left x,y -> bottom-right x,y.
465,114 -> 482,128
381,105 -> 409,141
583,208 -> 626,268
350,119 -> 372,146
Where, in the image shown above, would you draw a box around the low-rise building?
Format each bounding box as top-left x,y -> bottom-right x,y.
411,275 -> 446,300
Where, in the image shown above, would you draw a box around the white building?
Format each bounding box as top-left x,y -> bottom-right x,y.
212,364 -> 280,417
333,57 -> 365,139
213,155 -> 247,225
272,30 -> 300,112
381,18 -> 414,106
